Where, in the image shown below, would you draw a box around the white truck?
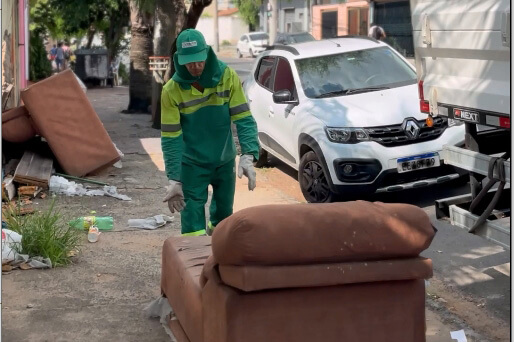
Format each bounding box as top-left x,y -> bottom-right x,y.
410,0 -> 511,249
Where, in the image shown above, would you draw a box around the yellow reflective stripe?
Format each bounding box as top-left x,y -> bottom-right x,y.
161,123 -> 182,132
181,229 -> 206,236
161,130 -> 182,138
231,112 -> 251,121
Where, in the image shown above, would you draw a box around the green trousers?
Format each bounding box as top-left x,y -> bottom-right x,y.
180,159 -> 236,235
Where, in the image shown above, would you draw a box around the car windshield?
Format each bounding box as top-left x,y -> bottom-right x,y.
295,47 -> 416,98
249,33 -> 268,41
292,33 -> 315,43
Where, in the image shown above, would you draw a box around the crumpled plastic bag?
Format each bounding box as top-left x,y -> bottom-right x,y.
2,228 -> 22,263
128,215 -> 173,230
145,296 -> 176,341
49,176 -> 131,201
9,254 -> 52,269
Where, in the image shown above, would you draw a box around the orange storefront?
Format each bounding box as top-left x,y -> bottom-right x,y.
311,1 -> 369,40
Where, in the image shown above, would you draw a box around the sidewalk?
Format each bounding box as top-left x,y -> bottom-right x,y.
1,86 -> 481,342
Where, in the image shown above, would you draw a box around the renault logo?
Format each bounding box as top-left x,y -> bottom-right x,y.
402,119 -> 420,139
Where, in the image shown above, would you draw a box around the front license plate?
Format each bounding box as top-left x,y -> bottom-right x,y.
397,152 -> 440,173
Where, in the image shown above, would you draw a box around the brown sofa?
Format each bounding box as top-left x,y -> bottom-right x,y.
161,201 -> 435,342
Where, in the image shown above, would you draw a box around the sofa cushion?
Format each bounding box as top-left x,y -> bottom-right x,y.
217,257 -> 432,292
212,201 -> 435,266
1,106 -> 38,143
20,69 -> 120,176
161,236 -> 212,342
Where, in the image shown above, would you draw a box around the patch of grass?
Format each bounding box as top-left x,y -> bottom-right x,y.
221,40 -> 231,46
3,199 -> 82,267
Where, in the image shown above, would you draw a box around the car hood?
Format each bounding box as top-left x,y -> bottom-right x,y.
304,84 -> 425,127
250,39 -> 268,46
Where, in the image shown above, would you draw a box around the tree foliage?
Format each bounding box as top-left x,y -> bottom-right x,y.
29,30 -> 52,81
233,0 -> 261,26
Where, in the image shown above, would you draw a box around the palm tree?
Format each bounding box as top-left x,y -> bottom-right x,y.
126,0 -> 154,113
127,0 -> 212,117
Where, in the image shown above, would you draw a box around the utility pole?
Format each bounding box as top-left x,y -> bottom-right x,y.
269,0 -> 278,44
213,0 -> 219,52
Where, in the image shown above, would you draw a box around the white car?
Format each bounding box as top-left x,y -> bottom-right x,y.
243,37 -> 466,203
237,32 -> 269,58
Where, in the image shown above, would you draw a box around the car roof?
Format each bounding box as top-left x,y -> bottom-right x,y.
248,31 -> 268,36
267,36 -> 386,59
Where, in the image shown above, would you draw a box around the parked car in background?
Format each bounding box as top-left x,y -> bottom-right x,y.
243,37 -> 466,203
274,32 -> 315,45
237,32 -> 269,58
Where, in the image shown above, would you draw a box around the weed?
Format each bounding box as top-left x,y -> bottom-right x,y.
3,199 -> 82,267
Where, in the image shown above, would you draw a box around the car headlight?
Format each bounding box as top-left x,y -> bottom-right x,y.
448,118 -> 464,127
325,127 -> 370,143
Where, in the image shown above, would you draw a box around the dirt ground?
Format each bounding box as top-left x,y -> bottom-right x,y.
0,86 -> 501,342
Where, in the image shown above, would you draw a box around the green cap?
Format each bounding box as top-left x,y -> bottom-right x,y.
176,29 -> 208,65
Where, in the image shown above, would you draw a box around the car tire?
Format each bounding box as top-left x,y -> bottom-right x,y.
237,49 -> 242,58
253,148 -> 269,168
249,48 -> 255,58
299,151 -> 334,203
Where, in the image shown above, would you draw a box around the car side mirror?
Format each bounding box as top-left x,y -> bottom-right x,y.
273,89 -> 298,104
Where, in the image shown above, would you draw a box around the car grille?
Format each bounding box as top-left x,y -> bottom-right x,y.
365,117 -> 447,147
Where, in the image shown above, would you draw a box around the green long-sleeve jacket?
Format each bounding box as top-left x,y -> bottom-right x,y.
161,47 -> 259,181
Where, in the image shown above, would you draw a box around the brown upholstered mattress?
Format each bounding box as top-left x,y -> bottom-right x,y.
20,69 -> 120,176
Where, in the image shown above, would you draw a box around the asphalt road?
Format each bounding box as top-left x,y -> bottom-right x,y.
224,56 -> 511,338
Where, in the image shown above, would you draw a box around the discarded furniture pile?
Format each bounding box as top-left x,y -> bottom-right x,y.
2,69 -> 121,215
161,201 -> 436,342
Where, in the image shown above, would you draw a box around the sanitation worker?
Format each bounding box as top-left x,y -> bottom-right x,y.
161,29 -> 259,236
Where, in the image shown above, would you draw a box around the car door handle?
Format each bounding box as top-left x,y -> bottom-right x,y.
269,106 -> 274,117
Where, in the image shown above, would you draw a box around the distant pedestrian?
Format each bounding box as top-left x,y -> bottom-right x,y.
368,23 -> 386,41
55,42 -> 65,72
50,44 -> 57,60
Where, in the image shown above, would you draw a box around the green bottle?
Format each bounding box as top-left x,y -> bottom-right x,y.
69,216 -> 114,231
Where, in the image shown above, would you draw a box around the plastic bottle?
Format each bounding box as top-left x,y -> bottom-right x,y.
69,216 -> 113,231
87,226 -> 100,243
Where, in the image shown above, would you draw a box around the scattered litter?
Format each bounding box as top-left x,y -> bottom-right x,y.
128,215 -> 174,230
90,210 -> 97,214
113,144 -> 124,169
50,175 -> 131,201
1,175 -> 16,201
69,216 -> 113,231
450,329 -> 468,342
2,228 -> 22,263
54,173 -> 109,186
145,296 -> 175,340
87,226 -> 101,243
436,250 -> 443,253
26,304 -> 34,309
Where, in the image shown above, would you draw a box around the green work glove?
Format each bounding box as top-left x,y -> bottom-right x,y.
238,154 -> 256,191
163,180 -> 185,213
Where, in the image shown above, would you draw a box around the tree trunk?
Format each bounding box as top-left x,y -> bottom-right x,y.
126,0 -> 154,113
86,27 -> 96,48
151,0 -> 187,128
152,0 -> 212,128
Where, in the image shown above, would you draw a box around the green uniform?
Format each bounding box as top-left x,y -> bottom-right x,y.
161,47 -> 259,235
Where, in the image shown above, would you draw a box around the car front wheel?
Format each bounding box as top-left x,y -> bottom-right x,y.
237,49 -> 242,58
249,48 -> 255,58
299,151 -> 334,203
